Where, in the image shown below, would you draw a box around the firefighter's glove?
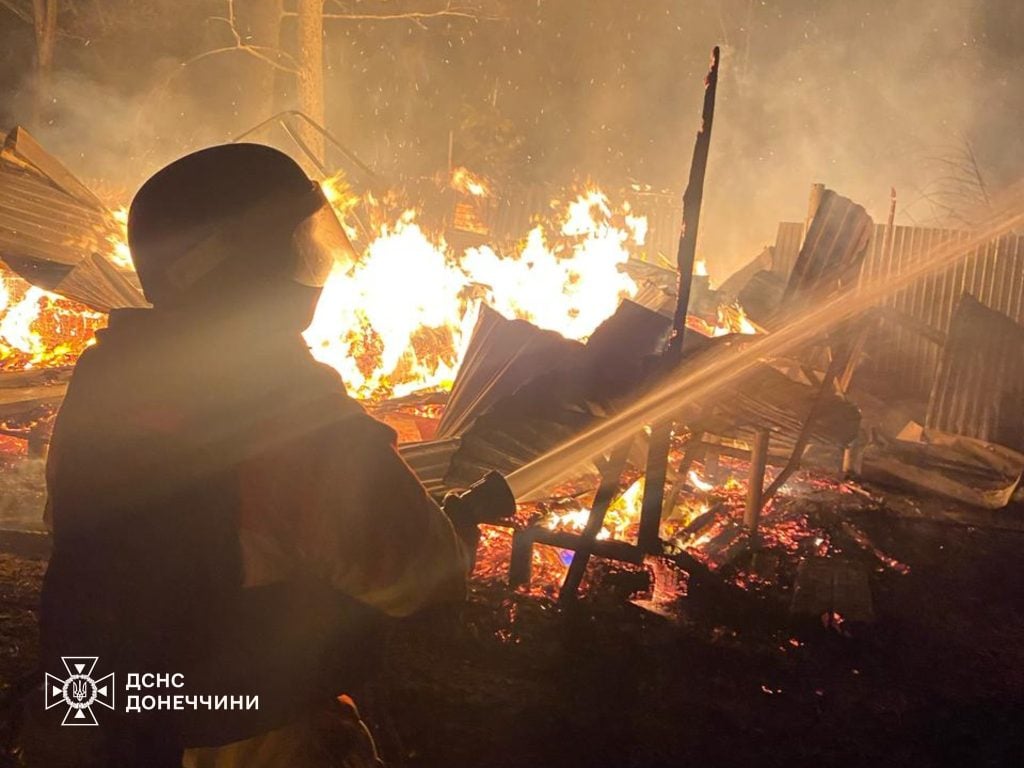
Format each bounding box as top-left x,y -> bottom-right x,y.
442,470 -> 515,529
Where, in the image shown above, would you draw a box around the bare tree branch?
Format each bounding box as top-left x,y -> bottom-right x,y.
180,0 -> 298,74
319,9 -> 480,21
0,0 -> 31,25
962,138 -> 992,209
180,42 -> 297,74
284,0 -> 495,26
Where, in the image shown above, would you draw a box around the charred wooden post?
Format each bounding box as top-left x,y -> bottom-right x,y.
762,345 -> 847,501
637,425 -> 671,553
639,46 -> 721,555
560,443 -> 632,600
505,48 -> 726,595
508,528 -> 535,589
744,428 -> 771,544
670,45 -> 720,349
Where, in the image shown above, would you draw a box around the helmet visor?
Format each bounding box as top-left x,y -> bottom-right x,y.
291,190 -> 357,288
162,181 -> 356,294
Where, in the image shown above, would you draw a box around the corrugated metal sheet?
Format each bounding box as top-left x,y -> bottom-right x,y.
0,127 -> 147,311
924,295 -> 1024,452
772,218 -> 1024,400
398,437 -> 461,497
746,189 -> 873,329
444,301 -> 671,489
772,221 -> 805,280
780,189 -> 874,318
436,304 -> 582,439
634,195 -> 682,264
861,226 -> 1024,398
0,164 -> 110,268
699,361 -> 862,451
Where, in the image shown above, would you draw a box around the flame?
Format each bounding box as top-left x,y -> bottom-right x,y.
0,283 -> 42,355
450,166 -> 490,198
686,301 -> 761,339
305,185 -> 641,399
1,175 -> 644,401
106,206 -> 134,269
688,469 -> 714,492
693,258 -> 709,277
0,271 -> 104,370
624,212 -> 647,247
304,213 -> 474,398
540,477 -> 646,542
714,302 -> 759,336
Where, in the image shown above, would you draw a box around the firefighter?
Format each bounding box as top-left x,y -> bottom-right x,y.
39,144 -> 511,767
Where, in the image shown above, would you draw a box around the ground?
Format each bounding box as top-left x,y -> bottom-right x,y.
1,483 -> 1022,767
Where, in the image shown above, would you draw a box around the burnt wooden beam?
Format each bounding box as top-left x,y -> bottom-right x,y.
743,428 -> 771,544
670,45 -> 720,352
559,442 -> 632,601
762,345 -> 849,502
508,526 -> 645,590
0,367 -> 72,425
638,46 -> 721,564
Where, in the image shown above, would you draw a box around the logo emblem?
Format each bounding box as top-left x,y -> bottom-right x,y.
44,657 -> 115,726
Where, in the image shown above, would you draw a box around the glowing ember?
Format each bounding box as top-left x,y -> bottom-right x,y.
693,258 -> 709,277
0,271 -> 105,370
472,450 -> 910,598
473,524 -> 573,599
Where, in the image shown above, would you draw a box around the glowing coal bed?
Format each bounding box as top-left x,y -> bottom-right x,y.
467,439 -> 909,609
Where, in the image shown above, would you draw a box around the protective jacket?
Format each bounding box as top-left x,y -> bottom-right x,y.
41,306 -> 469,749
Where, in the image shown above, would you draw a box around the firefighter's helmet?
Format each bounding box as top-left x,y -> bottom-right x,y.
128,144 -> 354,306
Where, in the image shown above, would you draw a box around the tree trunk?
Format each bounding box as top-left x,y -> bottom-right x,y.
295,0 -> 325,166
31,0 -> 58,125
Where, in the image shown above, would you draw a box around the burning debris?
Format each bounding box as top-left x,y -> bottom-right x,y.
0,128 -> 145,313
298,175 -> 650,399
0,53 -> 1022,625
0,4 -> 1020,766
0,124 -> 1020,613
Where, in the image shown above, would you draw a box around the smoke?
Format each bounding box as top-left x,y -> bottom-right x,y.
0,0 -> 278,201
22,68 -> 230,202
0,0 -> 1020,281
656,0 -> 1024,280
